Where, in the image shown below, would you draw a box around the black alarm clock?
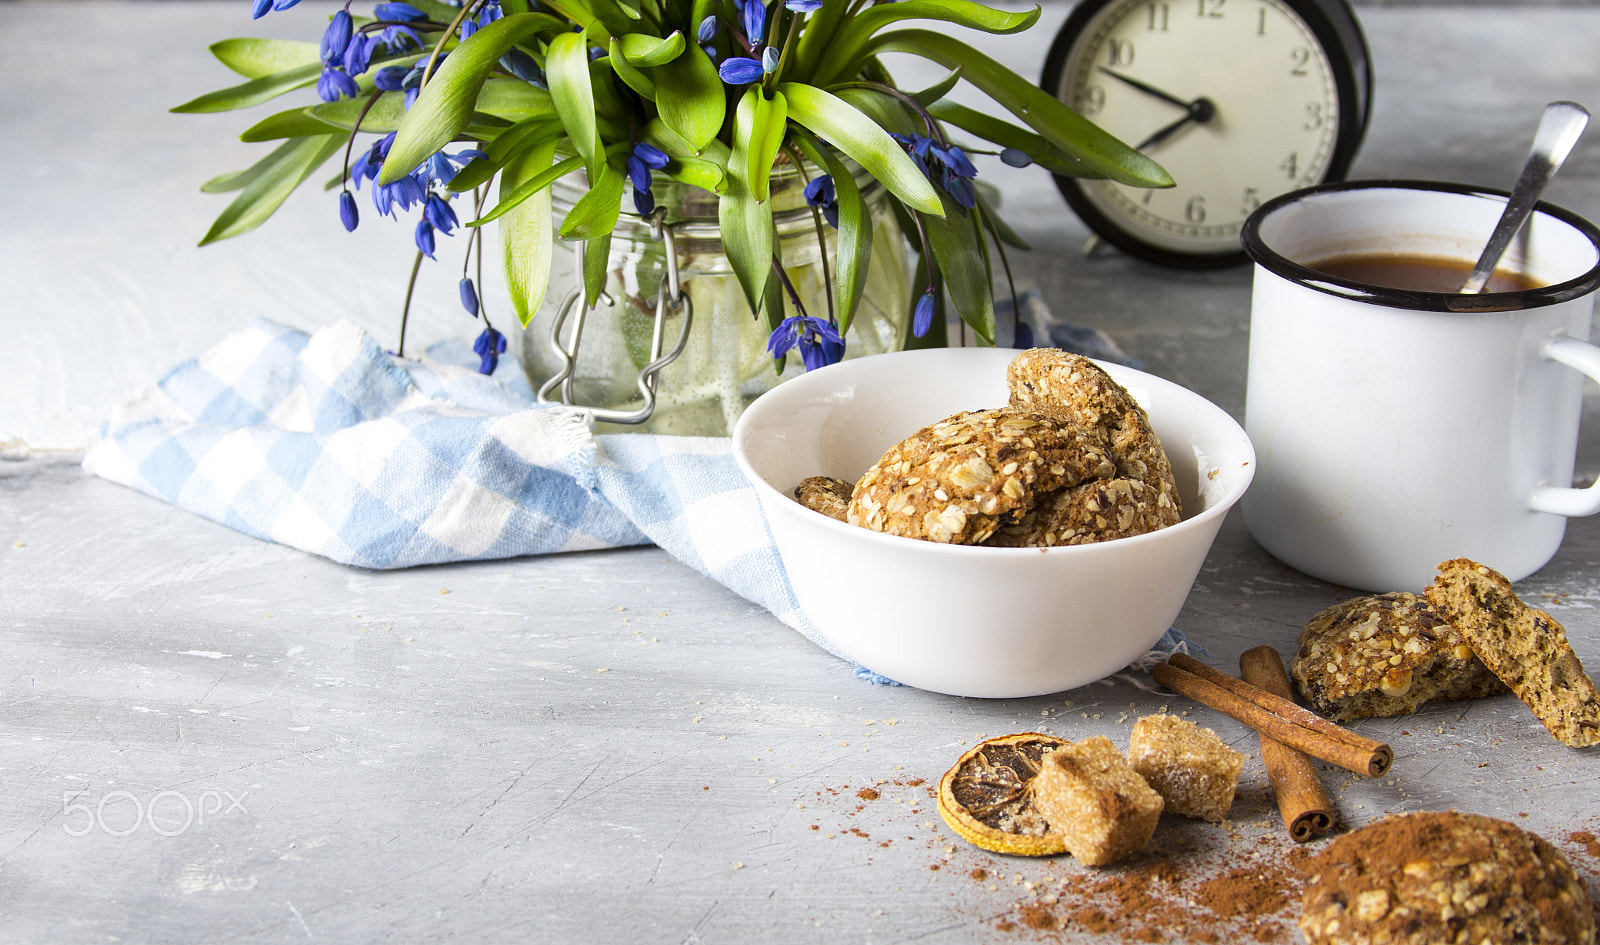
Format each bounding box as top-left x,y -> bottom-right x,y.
1040,0 -> 1372,268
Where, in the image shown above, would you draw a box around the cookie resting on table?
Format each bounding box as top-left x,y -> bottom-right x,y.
1290,592 -> 1507,723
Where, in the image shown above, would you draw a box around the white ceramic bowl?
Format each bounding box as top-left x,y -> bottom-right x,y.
732,347 -> 1255,698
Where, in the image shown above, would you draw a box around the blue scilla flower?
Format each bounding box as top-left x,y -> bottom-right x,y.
912,291 -> 936,338
342,33 -> 377,76
942,174 -> 976,209
633,186 -> 655,216
499,48 -> 545,86
742,0 -> 767,45
372,170 -> 426,217
373,3 -> 427,49
352,132 -> 396,188
474,327 -> 507,374
423,194 -> 458,234
459,278 -> 480,317
936,144 -> 978,180
320,10 -> 353,63
786,0 -> 822,10
374,64 -> 408,92
424,148 -> 486,187
414,218 -> 437,258
697,15 -> 719,42
768,315 -> 845,371
718,57 -> 765,85
804,174 -> 838,228
1000,147 -> 1033,168
316,66 -> 359,102
339,190 -> 360,232
252,0 -> 274,19
272,0 -> 301,11
374,2 -> 425,20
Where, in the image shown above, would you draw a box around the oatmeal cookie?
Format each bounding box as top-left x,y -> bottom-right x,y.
793,476 -> 853,522
995,349 -> 1181,545
847,408 -> 1114,545
1300,811 -> 1596,945
1425,558 -> 1600,748
1290,592 -> 1507,722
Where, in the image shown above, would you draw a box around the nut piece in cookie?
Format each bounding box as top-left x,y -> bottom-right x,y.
1030,736 -> 1162,867
1125,714 -> 1242,823
937,733 -> 1069,856
848,407 -> 1114,545
1300,811 -> 1596,945
1291,592 -> 1507,722
995,348 -> 1182,545
792,476 -> 853,522
1425,558 -> 1600,748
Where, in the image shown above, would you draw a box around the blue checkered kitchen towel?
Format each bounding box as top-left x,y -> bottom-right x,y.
83,317 -> 1195,683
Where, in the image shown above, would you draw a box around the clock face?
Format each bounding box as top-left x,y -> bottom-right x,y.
1044,0 -> 1362,266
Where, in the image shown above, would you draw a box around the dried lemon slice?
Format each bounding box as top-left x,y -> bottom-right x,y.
937,732 -> 1067,856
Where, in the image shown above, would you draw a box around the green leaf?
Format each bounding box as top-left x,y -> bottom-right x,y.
210,38 -> 320,79
546,30 -> 604,176
238,106 -> 347,142
910,66 -> 963,108
199,140 -> 303,194
862,30 -> 1172,188
832,87 -> 917,137
381,13 -> 566,184
721,93 -> 776,316
618,31 -> 685,67
792,131 -> 872,335
608,37 -> 658,98
641,120 -> 728,192
472,152 -> 584,225
310,90 -> 408,133
500,137 -> 561,327
199,134 -> 344,244
532,0 -> 598,29
653,45 -> 724,152
745,88 -> 788,204
558,160 -> 624,239
815,0 -> 1039,85
791,0 -> 851,78
477,77 -> 556,123
920,193 -> 995,344
583,232 -> 613,308
451,117 -> 565,191
778,82 -> 943,215
926,100 -> 1104,178
171,61 -> 321,113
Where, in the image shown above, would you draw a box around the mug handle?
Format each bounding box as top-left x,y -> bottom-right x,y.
1529,334 -> 1600,516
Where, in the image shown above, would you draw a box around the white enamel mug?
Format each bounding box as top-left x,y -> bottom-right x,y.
1240,180 -> 1600,592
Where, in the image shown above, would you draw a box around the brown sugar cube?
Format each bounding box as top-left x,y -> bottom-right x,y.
1126,713 -> 1243,823
1031,736 -> 1163,866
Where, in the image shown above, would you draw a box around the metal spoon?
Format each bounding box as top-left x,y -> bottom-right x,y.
1460,100 -> 1590,293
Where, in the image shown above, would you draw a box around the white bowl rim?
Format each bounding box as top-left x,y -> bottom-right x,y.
732,348 -> 1255,557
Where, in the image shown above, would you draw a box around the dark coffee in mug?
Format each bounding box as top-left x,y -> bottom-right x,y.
1309,253 -> 1544,293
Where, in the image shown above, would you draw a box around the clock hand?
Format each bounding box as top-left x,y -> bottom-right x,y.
1134,97 -> 1216,151
1097,67 -> 1193,111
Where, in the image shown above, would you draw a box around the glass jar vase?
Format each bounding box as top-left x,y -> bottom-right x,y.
518,157 -> 912,436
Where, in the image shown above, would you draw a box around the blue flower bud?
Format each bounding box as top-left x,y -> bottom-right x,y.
271,0 -> 301,12
938,144 -> 978,179
697,15 -> 719,43
803,175 -> 835,208
339,191 -> 359,232
320,10 -> 353,64
742,0 -> 767,45
459,278 -> 480,316
717,57 -> 765,85
1013,320 -> 1034,349
912,291 -> 936,338
762,47 -> 780,73
633,186 -> 655,216
414,219 -> 436,259
785,0 -> 823,10
632,142 -> 669,169
374,65 -> 408,91
251,0 -> 273,19
374,2 -> 426,21
626,155 -> 652,194
701,44 -> 719,62
342,34 -> 375,75
999,147 -> 1033,168
943,174 -> 976,209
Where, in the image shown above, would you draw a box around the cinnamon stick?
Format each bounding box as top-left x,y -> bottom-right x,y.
1152,653 -> 1392,778
1239,646 -> 1335,842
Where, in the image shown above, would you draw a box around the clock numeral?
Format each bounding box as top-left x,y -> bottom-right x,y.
1280,152 -> 1300,179
1256,6 -> 1267,35
1081,84 -> 1107,115
1146,2 -> 1170,31
1185,195 -> 1207,224
1289,46 -> 1312,76
1106,39 -> 1135,67
1195,0 -> 1224,18
1142,189 -> 1156,206
1240,187 -> 1261,218
1304,102 -> 1325,131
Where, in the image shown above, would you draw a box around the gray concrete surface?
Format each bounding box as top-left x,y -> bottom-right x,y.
2,3 -> 1599,943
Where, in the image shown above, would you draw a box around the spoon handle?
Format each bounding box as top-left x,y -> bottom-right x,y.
1460,100 -> 1590,294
